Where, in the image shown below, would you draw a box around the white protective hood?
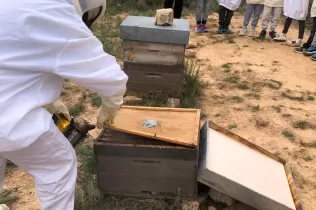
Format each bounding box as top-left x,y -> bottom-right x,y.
284,0 -> 310,20
311,0 -> 316,17
73,0 -> 106,16
218,0 -> 242,11
73,0 -> 107,27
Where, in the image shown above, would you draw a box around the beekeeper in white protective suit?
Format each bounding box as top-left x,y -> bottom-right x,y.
0,0 -> 128,209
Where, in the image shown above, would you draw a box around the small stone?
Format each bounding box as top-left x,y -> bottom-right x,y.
186,42 -> 198,49
208,188 -> 236,206
208,206 -> 217,210
182,200 -> 199,210
167,98 -> 180,108
154,8 -> 174,26
185,49 -> 197,58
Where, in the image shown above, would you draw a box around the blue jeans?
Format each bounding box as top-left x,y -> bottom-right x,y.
243,4 -> 263,29
196,0 -> 212,24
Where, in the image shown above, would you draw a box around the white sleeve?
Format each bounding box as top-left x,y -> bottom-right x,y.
55,36 -> 128,97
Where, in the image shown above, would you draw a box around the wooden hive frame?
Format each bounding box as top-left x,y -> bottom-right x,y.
206,120 -> 305,210
106,106 -> 201,148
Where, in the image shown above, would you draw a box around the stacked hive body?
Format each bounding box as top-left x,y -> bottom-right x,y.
120,16 -> 190,98
94,129 -> 198,198
94,106 -> 200,198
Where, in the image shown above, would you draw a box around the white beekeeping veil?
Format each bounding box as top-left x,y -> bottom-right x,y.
72,0 -> 107,28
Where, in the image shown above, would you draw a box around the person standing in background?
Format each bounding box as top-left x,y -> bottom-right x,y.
273,0 -> 310,47
195,0 -> 212,32
164,0 -> 184,19
217,0 -> 242,34
239,0 -> 264,37
294,0 -> 316,53
258,0 -> 283,39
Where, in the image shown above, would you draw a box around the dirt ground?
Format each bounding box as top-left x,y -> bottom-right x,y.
3,13 -> 316,210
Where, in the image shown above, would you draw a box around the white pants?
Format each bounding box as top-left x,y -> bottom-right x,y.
261,6 -> 283,31
0,121 -> 77,210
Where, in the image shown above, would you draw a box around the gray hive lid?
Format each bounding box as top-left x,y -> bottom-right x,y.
198,121 -> 304,210
120,16 -> 189,45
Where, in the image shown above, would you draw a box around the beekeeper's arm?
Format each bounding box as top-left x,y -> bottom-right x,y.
26,2 -> 128,127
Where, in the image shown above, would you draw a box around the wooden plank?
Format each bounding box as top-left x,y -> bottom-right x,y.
284,164 -> 305,210
123,40 -> 185,53
198,120 -> 304,210
124,50 -> 184,65
106,106 -> 201,148
123,41 -> 185,65
97,174 -> 197,198
125,70 -> 183,86
94,143 -> 197,160
124,62 -> 184,74
96,156 -> 196,177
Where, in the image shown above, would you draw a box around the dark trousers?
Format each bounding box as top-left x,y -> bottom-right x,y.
282,17 -> 306,39
304,17 -> 316,47
164,0 -> 184,19
218,5 -> 234,28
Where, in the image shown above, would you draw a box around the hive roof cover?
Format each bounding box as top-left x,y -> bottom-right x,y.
106,106 -> 201,148
120,16 -> 190,45
198,121 -> 304,210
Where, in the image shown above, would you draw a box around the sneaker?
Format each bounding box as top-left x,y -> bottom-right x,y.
311,54 -> 316,61
0,204 -> 9,210
273,33 -> 287,42
201,24 -> 208,32
287,39 -> 302,47
223,27 -> 232,34
258,30 -> 266,39
248,28 -> 256,37
294,47 -> 305,53
217,26 -> 224,34
303,46 -> 316,56
302,43 -> 311,49
269,31 -> 276,39
195,24 -> 203,33
239,28 -> 247,36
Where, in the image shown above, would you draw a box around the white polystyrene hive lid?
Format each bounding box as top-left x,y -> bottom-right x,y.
207,128 -> 296,210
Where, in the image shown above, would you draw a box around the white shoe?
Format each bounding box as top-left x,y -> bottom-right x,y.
273,33 -> 287,42
239,28 -> 247,36
0,204 -> 9,210
247,29 -> 256,37
287,39 -> 302,47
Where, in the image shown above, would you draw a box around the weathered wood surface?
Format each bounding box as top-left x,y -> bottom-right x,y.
106,106 -> 201,148
123,41 -> 185,65
94,128 -> 198,199
123,62 -> 184,98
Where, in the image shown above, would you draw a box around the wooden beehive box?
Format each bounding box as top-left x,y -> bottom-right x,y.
120,16 -> 190,98
94,128 -> 198,198
198,121 -> 305,210
94,106 -> 200,198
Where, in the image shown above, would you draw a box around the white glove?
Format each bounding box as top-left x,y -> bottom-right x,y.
45,99 -> 71,121
96,88 -> 126,129
0,204 -> 9,210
